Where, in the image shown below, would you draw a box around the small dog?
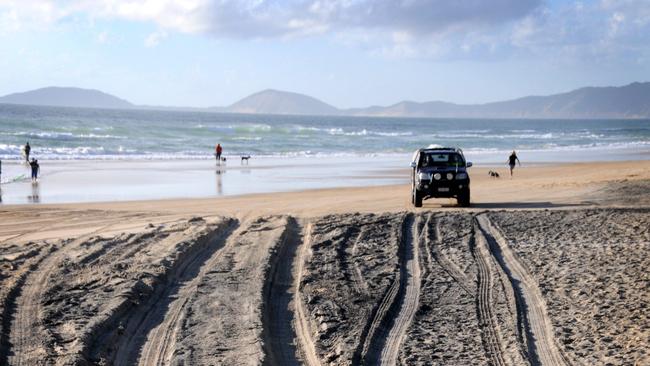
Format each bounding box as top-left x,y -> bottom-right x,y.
241,155 -> 251,164
488,170 -> 500,178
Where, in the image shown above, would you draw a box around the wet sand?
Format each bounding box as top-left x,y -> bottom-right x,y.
0,156 -> 407,204
0,161 -> 649,365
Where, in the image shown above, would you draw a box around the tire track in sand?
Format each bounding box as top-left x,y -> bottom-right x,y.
471,220 -> 508,366
379,213 -> 421,366
476,215 -> 569,366
0,244 -> 55,366
416,213 -> 432,285
430,215 -> 473,295
291,222 -> 322,366
262,217 -> 315,366
110,220 -> 238,366
7,221 -> 125,366
355,213 -> 420,366
350,227 -> 371,296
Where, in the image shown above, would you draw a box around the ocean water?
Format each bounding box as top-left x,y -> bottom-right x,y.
1,104 -> 648,162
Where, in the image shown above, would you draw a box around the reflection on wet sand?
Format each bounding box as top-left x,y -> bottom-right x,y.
28,182 -> 40,203
215,168 -> 225,196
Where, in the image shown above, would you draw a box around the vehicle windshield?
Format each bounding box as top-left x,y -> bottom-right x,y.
420,152 -> 465,168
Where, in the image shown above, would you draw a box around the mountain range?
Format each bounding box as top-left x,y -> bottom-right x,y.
1,82 -> 649,119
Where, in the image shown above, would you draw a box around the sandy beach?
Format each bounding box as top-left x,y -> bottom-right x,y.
2,0 -> 650,363
0,160 -> 649,365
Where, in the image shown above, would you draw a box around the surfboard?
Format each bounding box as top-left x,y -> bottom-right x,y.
0,174 -> 27,185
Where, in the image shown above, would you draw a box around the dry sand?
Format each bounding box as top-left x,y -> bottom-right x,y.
0,161 -> 649,365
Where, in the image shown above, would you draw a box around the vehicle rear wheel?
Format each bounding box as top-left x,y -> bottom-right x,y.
413,189 -> 423,207
457,189 -> 470,207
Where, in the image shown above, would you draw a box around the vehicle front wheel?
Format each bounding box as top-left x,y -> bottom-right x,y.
457,189 -> 470,207
411,183 -> 415,204
413,189 -> 423,207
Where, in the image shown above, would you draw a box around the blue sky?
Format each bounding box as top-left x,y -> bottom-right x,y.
0,0 -> 648,108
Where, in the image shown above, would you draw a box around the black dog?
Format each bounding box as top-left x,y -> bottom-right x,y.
241,155 -> 251,164
488,170 -> 500,178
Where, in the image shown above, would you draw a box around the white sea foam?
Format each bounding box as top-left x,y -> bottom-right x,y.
2,131 -> 124,139
232,123 -> 272,131
428,131 -> 606,140
1,140 -> 647,161
231,136 -> 263,141
294,125 -> 412,137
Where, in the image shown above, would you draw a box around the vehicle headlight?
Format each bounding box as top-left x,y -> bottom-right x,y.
456,172 -> 468,180
433,173 -> 441,180
446,173 -> 454,180
418,172 -> 431,181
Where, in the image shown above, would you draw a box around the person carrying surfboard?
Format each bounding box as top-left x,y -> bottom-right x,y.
23,142 -> 31,162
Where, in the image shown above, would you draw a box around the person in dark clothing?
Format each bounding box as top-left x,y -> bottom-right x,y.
507,150 -> 521,178
29,158 -> 39,182
24,142 -> 31,162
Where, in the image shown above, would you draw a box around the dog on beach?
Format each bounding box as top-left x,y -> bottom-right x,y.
241,155 -> 251,164
488,170 -> 500,178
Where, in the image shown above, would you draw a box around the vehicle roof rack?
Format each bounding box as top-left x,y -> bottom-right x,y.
424,146 -> 458,151
420,146 -> 466,158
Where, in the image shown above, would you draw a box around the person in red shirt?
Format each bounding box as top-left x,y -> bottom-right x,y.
215,143 -> 223,162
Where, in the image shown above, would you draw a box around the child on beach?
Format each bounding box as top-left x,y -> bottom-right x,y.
507,150 -> 521,178
29,158 -> 40,182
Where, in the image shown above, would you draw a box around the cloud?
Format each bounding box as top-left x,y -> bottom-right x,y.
144,29 -> 167,47
96,30 -> 109,43
506,0 -> 650,62
0,0 -> 649,62
0,0 -> 541,38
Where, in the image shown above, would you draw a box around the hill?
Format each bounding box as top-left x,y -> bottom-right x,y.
224,89 -> 339,115
348,82 -> 650,118
0,87 -> 133,109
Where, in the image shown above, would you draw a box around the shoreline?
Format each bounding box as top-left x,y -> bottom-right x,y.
0,160 -> 648,216
1,145 -> 648,163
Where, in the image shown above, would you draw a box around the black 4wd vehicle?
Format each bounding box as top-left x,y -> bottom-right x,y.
410,147 -> 472,207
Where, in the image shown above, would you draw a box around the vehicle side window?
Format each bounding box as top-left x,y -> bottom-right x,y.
449,154 -> 462,166
419,153 -> 430,167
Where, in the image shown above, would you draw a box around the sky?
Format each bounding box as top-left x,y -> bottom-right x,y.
0,0 -> 649,108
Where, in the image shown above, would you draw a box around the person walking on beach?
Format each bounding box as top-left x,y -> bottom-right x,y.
29,158 -> 40,182
215,143 -> 223,162
507,150 -> 521,178
23,142 -> 31,162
